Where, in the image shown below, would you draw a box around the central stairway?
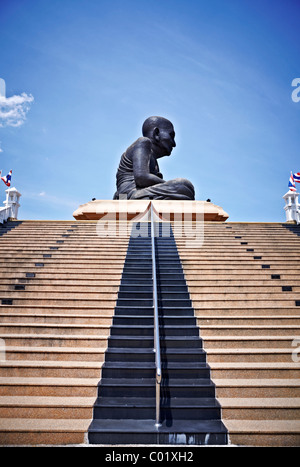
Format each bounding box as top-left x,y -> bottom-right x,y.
88,222 -> 228,444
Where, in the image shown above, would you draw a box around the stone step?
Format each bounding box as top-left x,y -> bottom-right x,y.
0,360 -> 103,378
206,348 -> 296,363
2,278 -> 300,288
0,285 -> 120,293
0,248 -> 127,254
185,272 -> 300,279
178,242 -> 300,248
224,419 -> 300,446
0,377 -> 99,396
176,231 -> 297,236
1,248 -> 119,255
187,279 -> 300,286
219,397 -> 300,420
2,242 -> 299,248
210,362 -> 300,379
0,323 -> 111,336
3,345 -> 107,361
1,267 -> 297,276
178,238 -> 300,244
184,257 -> 300,264
0,333 -> 110,347
0,242 -> 127,248
202,335 -> 297,349
1,273 -> 123,280
0,279 -> 122,286
177,243 -> 300,249
0,313 -> 113,325
194,307 -> 299,316
185,274 -> 300,281
200,325 -> 300,336
181,256 -> 300,262
179,261 -> 300,267
214,379 -> 300,398
189,286 -> 300,293
0,243 -> 127,249
0,298 -> 117,306
1,266 -> 126,273
196,316 -> 300,326
0,259 -> 126,266
0,395 -> 96,419
193,299 -> 298,308
0,305 -> 115,315
0,418 -> 90,445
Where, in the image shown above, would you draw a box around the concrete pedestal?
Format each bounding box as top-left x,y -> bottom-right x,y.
73,199 -> 229,222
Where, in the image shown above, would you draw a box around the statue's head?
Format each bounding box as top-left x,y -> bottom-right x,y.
142,116 -> 176,157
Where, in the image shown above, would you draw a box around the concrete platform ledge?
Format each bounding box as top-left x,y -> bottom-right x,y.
73,200 -> 229,222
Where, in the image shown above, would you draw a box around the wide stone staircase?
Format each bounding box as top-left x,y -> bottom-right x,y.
0,220 -> 130,444
0,219 -> 299,446
174,222 -> 300,446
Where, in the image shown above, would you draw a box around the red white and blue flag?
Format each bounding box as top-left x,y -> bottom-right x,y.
289,172 -> 297,192
293,172 -> 300,183
1,170 -> 12,187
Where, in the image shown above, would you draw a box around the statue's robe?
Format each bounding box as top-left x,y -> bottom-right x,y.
113,142 -> 195,200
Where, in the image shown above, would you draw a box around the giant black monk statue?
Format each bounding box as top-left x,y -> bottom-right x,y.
113,116 -> 195,200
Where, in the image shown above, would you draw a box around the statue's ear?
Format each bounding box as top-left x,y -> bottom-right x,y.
153,127 -> 160,142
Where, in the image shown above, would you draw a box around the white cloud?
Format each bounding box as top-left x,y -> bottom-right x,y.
0,92 -> 34,128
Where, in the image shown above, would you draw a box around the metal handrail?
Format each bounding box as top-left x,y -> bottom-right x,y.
150,202 -> 162,427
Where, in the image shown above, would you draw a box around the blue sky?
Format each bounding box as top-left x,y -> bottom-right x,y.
0,0 -> 299,222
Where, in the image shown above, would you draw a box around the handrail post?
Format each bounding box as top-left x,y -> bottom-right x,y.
150,202 -> 162,427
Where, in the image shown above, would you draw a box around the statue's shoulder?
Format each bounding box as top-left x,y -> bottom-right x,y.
133,137 -> 152,148
126,137 -> 152,157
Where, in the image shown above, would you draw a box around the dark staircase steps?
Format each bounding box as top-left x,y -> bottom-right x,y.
88,419 -> 227,445
115,307 -> 195,317
88,222 -> 228,445
110,325 -> 199,337
99,378 -> 216,398
105,348 -> 206,363
117,291 -> 191,299
101,362 -> 211,380
107,335 -> 203,349
112,316 -> 197,325
92,397 -> 221,420
119,285 -> 188,292
116,299 -> 192,307
121,273 -> 185,281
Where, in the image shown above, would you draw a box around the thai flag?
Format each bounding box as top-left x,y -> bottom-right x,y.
1,170 -> 12,187
289,172 -> 297,191
293,172 -> 300,183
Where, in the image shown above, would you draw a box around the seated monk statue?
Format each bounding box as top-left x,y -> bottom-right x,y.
113,116 -> 195,200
